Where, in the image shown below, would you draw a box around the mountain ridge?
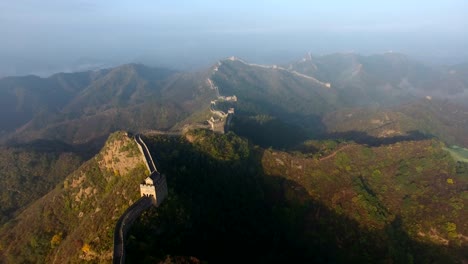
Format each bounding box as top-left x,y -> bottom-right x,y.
0,131 -> 148,263
0,52 -> 467,262
0,63 -> 216,144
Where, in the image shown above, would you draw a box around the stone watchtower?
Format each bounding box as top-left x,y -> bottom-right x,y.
140,171 -> 168,206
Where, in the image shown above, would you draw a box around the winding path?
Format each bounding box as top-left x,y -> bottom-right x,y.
113,134 -> 160,264
319,145 -> 352,161
225,56 -> 330,87
112,196 -> 153,264
135,134 -> 157,173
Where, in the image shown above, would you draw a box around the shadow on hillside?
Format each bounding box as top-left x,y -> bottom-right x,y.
6,135 -> 108,160
125,134 -> 463,264
320,130 -> 434,147
230,114 -> 323,150
230,109 -> 434,151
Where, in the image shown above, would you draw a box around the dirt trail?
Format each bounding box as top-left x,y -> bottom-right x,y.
319,145 -> 352,161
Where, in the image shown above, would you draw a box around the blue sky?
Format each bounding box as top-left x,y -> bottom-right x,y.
1,0 -> 467,74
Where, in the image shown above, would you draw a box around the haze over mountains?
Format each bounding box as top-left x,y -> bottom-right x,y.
0,63 -> 213,144
0,52 -> 467,263
1,0 -> 467,262
1,53 -> 467,146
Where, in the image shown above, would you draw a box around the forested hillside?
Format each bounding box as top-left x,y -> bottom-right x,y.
0,132 -> 148,263
124,130 -> 466,263
0,142 -> 83,225
0,53 -> 467,263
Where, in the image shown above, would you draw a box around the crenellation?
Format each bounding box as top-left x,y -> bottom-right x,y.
207,91 -> 237,133
140,171 -> 167,206
115,135 -> 168,263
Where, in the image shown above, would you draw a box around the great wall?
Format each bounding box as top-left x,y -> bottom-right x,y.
223,56 -> 331,88
206,63 -> 238,134
113,134 -> 168,264
112,56 -> 329,262
204,56 -> 333,134
112,63 -> 238,262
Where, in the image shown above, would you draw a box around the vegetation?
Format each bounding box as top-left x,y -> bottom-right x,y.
212,59 -> 338,125
125,132 -> 467,263
0,53 -> 467,263
230,114 -> 309,149
322,99 -> 468,149
0,131 -> 148,263
445,145 -> 468,162
1,54 -> 466,149
0,144 -> 82,224
0,64 -> 214,144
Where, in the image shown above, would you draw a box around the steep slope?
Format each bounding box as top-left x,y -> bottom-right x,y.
210,57 -> 338,137
0,142 -> 83,225
123,131 -> 466,263
0,131 -> 149,263
212,57 -> 338,117
261,139 -> 467,261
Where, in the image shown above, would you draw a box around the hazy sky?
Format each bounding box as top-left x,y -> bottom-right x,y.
1,0 -> 467,74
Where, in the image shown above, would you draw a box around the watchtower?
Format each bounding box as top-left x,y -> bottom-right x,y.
140,172 -> 168,206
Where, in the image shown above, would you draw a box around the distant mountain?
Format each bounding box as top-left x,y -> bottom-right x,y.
445,62 -> 468,95
322,99 -> 468,148
211,55 -> 468,147
0,72 -> 97,132
288,52 -> 468,105
1,54 -> 467,146
0,64 -> 216,144
210,57 -> 340,137
0,53 -> 467,263
212,57 -> 338,115
63,64 -> 174,113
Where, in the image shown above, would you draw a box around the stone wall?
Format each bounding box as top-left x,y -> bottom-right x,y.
113,196 -> 153,264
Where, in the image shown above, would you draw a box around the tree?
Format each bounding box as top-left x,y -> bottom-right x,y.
50,233 -> 62,248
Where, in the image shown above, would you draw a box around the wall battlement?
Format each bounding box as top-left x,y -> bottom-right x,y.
114,134 -> 168,263
139,172 -> 168,206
